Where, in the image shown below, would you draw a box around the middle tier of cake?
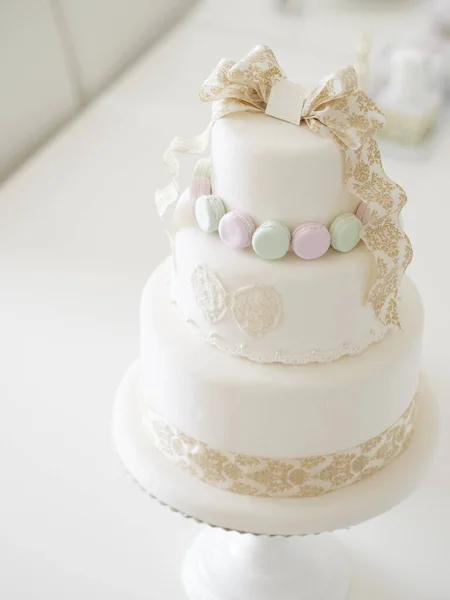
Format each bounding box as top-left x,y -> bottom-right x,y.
171,228 -> 386,365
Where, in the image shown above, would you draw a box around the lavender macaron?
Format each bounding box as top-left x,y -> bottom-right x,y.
190,176 -> 212,202
356,202 -> 371,225
218,210 -> 256,249
292,223 -> 331,260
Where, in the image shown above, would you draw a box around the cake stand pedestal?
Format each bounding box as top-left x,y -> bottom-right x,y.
112,361 -> 437,600
182,528 -> 349,600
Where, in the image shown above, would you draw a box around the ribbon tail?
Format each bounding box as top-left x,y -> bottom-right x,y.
155,123 -> 213,224
343,140 -> 412,330
305,118 -> 410,330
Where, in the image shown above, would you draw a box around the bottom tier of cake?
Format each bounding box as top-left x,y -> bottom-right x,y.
140,259 -> 423,497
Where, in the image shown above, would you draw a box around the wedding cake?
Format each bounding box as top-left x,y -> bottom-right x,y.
140,46 -> 423,498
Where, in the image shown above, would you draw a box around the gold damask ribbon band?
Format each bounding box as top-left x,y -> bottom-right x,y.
142,396 -> 417,498
155,45 -> 412,328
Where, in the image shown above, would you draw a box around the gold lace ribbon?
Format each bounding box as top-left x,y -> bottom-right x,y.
143,396 -> 416,498
155,45 -> 412,329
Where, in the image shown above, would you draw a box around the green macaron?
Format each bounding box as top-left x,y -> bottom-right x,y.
329,213 -> 362,253
252,221 -> 291,260
195,195 -> 226,233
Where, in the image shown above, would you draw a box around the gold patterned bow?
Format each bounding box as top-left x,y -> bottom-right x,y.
156,45 -> 412,329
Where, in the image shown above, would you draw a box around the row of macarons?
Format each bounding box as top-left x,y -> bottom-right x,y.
182,159 -> 370,260
194,194 -> 370,260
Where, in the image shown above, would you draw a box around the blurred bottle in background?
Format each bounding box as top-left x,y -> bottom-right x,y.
430,0 -> 450,95
377,48 -> 441,146
277,0 -> 303,13
352,0 -> 450,153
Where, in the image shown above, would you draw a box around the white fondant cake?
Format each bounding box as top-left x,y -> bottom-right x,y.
140,46 -> 423,498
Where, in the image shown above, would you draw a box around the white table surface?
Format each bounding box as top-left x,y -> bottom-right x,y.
1,1 -> 449,598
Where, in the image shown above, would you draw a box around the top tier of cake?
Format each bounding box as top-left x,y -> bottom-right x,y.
211,111 -> 359,229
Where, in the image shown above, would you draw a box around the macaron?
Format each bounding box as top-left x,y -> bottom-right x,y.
355,201 -> 371,225
218,210 -> 256,249
190,176 -> 211,202
195,195 -> 227,233
292,223 -> 331,260
193,157 -> 211,179
252,221 -> 291,260
330,213 -> 362,253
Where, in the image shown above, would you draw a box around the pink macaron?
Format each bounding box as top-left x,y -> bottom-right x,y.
190,176 -> 212,203
292,223 -> 331,260
218,210 -> 256,249
356,202 -> 371,225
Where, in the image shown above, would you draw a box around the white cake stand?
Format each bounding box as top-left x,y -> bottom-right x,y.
112,360 -> 438,600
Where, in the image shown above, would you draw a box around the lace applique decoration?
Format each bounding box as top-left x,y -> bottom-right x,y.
191,265 -> 282,338
191,264 -> 228,323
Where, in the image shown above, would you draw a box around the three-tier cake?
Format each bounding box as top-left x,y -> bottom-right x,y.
140,46 -> 423,498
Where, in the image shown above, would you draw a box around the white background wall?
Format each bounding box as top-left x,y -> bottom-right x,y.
0,0 -> 196,183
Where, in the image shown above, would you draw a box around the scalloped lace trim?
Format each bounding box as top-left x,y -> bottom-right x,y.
170,300 -> 388,365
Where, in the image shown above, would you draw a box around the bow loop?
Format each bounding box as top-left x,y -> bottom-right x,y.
296,67 -> 384,150
199,46 -> 285,117
227,45 -> 285,103
302,66 -> 358,116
